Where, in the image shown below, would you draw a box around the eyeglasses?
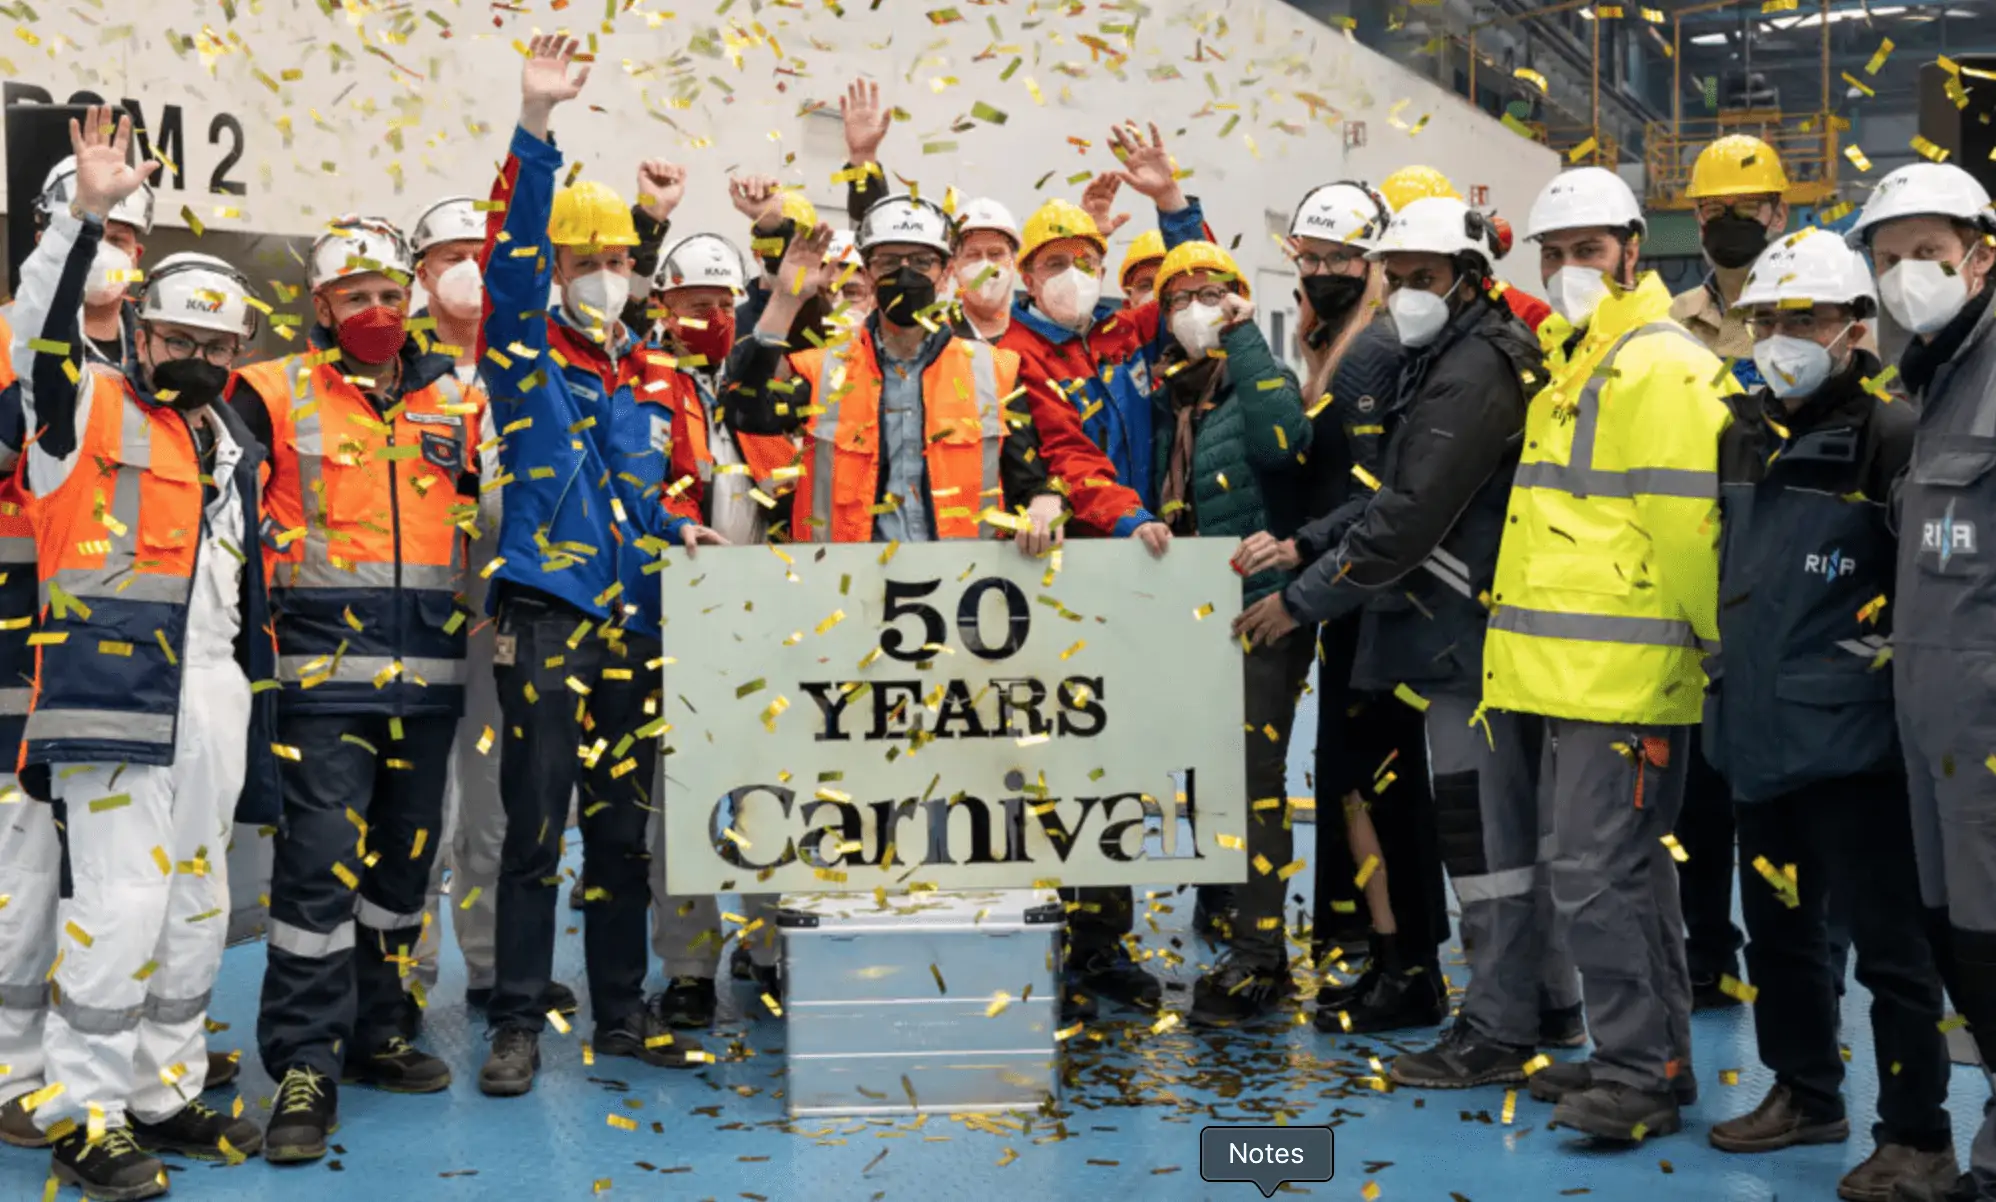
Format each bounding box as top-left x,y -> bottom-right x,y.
868,251 -> 943,276
1032,252 -> 1102,277
1293,247 -> 1366,275
1385,271 -> 1454,294
150,330 -> 239,365
1746,308 -> 1851,339
1162,285 -> 1234,313
1696,200 -> 1773,223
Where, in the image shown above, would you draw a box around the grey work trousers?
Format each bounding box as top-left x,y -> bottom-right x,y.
1543,718 -> 1694,1093
1427,696 -> 1572,1046
1229,628 -> 1315,968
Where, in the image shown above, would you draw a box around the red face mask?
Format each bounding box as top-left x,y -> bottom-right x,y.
674,312 -> 736,367
335,305 -> 408,364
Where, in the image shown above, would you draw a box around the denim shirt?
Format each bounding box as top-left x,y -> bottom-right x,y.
871,316 -> 951,544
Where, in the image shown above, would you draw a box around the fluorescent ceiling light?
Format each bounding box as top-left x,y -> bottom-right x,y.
1776,5 -> 1905,28
1690,32 -> 1730,44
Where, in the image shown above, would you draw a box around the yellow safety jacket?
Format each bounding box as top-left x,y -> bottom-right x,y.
1483,273 -> 1734,726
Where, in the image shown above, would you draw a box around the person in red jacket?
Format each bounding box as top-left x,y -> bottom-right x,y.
1487,214 -> 1554,332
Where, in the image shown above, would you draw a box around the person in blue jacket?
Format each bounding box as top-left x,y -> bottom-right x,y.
474,34 -> 723,1100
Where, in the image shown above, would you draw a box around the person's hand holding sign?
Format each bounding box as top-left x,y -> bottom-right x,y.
1016,494 -> 1065,558
1232,592 -> 1299,647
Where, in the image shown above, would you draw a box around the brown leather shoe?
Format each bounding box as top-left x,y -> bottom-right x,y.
1709,1084 -> 1850,1153
1837,1141 -> 1959,1202
0,1094 -> 50,1148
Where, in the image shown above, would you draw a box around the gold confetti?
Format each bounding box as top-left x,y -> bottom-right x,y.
1719,974 -> 1758,1004
548,1010 -> 572,1034
1661,833 -> 1689,863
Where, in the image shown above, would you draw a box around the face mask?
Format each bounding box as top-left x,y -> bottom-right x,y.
334,305 -> 408,364
960,262 -> 1014,309
675,312 -> 737,366
1170,301 -> 1225,358
1879,255 -> 1973,336
1389,287 -> 1452,349
149,357 -> 230,412
86,242 -> 133,307
1701,214 -> 1771,270
1039,267 -> 1102,332
1301,273 -> 1366,323
1546,265 -> 1615,328
432,259 -> 483,318
564,268 -> 631,336
875,267 -> 937,328
1753,331 -> 1845,399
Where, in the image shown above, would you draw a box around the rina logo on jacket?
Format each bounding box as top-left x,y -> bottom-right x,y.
1803,548 -> 1857,582
1922,500 -> 1978,570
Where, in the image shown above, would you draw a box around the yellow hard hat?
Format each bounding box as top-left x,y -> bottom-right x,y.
778,190 -> 819,230
1380,166 -> 1461,212
548,180 -> 640,251
1152,241 -> 1250,302
1686,134 -> 1790,200
1018,199 -> 1107,267
1119,229 -> 1167,288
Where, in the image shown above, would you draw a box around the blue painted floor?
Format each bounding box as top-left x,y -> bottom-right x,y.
4,676 -> 1986,1200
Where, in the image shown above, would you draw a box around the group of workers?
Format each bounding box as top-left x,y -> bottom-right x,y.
0,31 -> 1992,1202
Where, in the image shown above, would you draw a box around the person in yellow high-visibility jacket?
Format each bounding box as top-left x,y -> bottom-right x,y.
1484,167 -> 1733,1146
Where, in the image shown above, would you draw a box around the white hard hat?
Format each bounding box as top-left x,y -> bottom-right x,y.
1526,167 -> 1647,241
954,197 -> 1021,249
1366,197 -> 1496,270
309,216 -> 414,291
37,155 -> 155,235
1291,182 -> 1393,249
1847,162 -> 1996,248
855,195 -> 953,256
654,233 -> 746,294
1734,227 -> 1878,317
410,196 -> 485,256
827,229 -> 861,266
140,252 -> 258,339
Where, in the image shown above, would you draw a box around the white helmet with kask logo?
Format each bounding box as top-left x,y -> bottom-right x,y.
654,234 -> 746,295
1734,227 -> 1878,316
855,195 -> 953,256
141,253 -> 259,339
309,215 -> 414,291
38,155 -> 156,235
1290,182 -> 1392,249
410,196 -> 485,256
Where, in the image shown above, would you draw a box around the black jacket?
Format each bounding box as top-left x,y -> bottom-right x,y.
1285,295 -> 1541,692
1296,316 -> 1406,548
1703,352 -> 1916,802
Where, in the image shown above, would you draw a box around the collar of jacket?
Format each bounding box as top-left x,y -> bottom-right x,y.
864,310 -> 952,370
1900,281 -> 1996,399
1010,295 -> 1119,348
1572,272 -> 1676,358
551,302 -> 637,362
307,321 -> 459,398
1756,348 -> 1882,436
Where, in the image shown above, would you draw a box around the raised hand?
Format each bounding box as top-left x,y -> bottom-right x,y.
1218,292 -> 1255,329
67,105 -> 158,221
780,223 -> 839,297
730,174 -> 783,228
1080,173 -> 1131,238
840,78 -> 891,164
1107,121 -> 1187,212
520,34 -> 591,139
636,159 -> 687,222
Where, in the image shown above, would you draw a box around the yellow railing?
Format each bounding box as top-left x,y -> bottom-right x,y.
1644,111 -> 1840,211
1527,121 -> 1622,168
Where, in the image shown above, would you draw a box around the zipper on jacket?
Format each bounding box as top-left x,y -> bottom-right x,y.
386,417 -> 405,717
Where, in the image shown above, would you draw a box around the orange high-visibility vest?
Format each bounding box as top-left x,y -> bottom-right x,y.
234,356 -> 483,715
0,305 -> 35,740
667,374 -> 802,525
787,333 -> 1017,543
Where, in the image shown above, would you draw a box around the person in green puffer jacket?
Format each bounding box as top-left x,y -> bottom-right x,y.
1147,241 -> 1317,1028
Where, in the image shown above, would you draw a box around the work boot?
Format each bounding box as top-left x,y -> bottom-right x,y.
1708,1083 -> 1849,1153
1190,954 -> 1293,1026
478,1028 -> 540,1098
1315,964 -> 1379,1015
1389,1022 -> 1533,1089
204,1051 -> 241,1091
1060,980 -> 1100,1026
1340,964 -> 1447,1035
1538,1003 -> 1588,1049
653,976 -> 717,1030
1891,1171 -> 1977,1202
49,1126 -> 166,1202
1552,1080 -> 1684,1142
129,1098 -> 263,1161
597,1008 -> 706,1069
263,1067 -> 338,1165
1840,1142 -> 1959,1202
343,1036 -> 453,1094
1066,944 -> 1162,1013
0,1094 -> 51,1148
1529,1058 -> 1699,1107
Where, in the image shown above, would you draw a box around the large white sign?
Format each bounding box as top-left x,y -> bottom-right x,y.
660,539 -> 1247,895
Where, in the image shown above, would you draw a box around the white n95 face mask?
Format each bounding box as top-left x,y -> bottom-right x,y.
961,262 -> 1014,307
433,259 -> 484,317
1170,301 -> 1225,358
85,242 -> 134,306
564,269 -> 630,334
1753,333 -> 1838,399
1546,265 -> 1613,328
1879,256 -> 1971,336
1388,288 -> 1451,348
1040,267 -> 1102,331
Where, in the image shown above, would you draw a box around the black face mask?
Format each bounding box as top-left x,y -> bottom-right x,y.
149,358 -> 230,412
874,267 -> 936,328
1301,274 -> 1367,325
1702,213 -> 1771,270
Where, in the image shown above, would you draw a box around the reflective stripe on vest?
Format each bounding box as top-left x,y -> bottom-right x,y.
1487,607 -> 1718,655
1510,322 -> 1719,501
276,652 -> 469,687
798,337 -> 1006,543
